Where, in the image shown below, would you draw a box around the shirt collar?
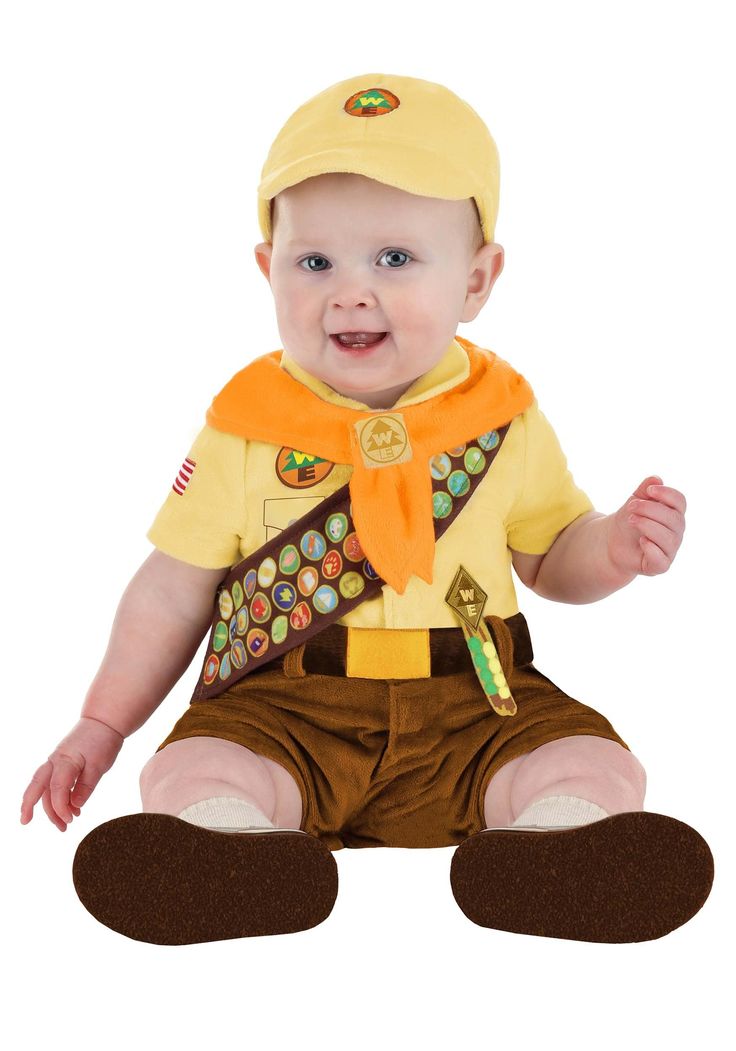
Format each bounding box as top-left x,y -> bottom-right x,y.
277,337 -> 470,410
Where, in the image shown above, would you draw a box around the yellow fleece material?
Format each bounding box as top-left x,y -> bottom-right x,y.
146,338 -> 594,626
201,337 -> 535,594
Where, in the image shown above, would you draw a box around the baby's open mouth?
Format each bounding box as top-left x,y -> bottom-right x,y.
331,332 -> 388,349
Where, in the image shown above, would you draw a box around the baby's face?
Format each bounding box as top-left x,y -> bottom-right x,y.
255,173 -> 502,409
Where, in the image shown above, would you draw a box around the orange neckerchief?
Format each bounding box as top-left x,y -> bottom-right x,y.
207,336 -> 534,595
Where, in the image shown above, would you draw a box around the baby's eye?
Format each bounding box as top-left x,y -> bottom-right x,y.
298,255 -> 330,272
379,249 -> 411,268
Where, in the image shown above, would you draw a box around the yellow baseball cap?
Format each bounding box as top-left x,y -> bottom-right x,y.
257,73 -> 500,244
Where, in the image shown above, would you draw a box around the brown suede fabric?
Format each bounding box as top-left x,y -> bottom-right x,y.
156,613 -> 629,851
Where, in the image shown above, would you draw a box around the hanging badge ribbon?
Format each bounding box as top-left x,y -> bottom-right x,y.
445,565 -> 517,716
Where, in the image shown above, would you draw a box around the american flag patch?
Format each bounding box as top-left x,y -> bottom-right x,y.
172,457 -> 196,495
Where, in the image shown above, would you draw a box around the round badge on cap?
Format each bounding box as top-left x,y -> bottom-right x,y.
343,88 -> 400,117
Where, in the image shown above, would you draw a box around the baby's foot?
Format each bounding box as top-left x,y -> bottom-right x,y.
73,813 -> 338,944
450,811 -> 713,943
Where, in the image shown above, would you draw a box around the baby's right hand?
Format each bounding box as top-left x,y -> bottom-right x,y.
20,717 -> 124,831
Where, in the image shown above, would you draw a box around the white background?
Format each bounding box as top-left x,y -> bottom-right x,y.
3,1 -> 734,1048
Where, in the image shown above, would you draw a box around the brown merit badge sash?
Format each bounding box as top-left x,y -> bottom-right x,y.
191,421 -> 515,713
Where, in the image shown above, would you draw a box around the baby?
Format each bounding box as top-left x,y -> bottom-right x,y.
21,73 -> 713,945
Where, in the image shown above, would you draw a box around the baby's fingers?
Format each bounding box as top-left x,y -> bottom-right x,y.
20,760 -> 52,824
70,768 -> 102,810
49,755 -> 85,826
41,790 -> 68,832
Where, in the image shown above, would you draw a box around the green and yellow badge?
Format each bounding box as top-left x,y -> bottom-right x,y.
343,88 -> 400,117
276,447 -> 334,489
445,565 -> 516,717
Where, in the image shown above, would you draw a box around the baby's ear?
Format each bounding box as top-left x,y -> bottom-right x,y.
461,242 -> 505,321
254,242 -> 273,281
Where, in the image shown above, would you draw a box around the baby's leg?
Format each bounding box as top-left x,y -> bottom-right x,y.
139,737 -> 303,829
483,734 -> 646,828
455,736 -> 711,942
73,737 -> 334,944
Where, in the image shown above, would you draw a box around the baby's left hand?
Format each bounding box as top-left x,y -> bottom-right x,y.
607,475 -> 686,577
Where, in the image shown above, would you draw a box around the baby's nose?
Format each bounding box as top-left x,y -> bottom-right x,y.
330,282 -> 378,310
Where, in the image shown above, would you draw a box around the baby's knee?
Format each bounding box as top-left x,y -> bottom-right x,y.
139,744 -> 179,801
514,735 -> 647,802
138,737 -> 278,816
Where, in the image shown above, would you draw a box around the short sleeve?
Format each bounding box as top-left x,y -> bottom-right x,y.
146,424 -> 247,569
505,398 -> 594,554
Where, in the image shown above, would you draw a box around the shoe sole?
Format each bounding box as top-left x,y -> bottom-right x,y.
73,813 -> 338,945
450,811 -> 714,943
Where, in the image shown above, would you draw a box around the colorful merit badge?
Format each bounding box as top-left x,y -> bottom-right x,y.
445,565 -> 516,717
192,422 -> 514,703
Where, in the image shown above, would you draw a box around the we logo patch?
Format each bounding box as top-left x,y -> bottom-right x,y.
275,447 -> 334,489
354,412 -> 413,468
343,88 -> 400,117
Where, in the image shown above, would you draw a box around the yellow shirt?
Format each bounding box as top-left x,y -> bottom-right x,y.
146,338 -> 593,625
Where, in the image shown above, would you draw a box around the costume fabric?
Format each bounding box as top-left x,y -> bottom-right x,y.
146,338 -> 594,624
199,336 -> 536,594
146,336 -> 628,851
155,613 -> 629,851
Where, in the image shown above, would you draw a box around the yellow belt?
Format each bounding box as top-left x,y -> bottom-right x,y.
346,627 -> 430,679
343,566 -> 515,717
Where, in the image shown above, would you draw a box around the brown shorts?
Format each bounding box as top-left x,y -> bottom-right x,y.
156,612 -> 629,851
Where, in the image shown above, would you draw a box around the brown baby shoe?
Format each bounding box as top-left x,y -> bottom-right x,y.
73,813 -> 338,945
450,811 -> 714,943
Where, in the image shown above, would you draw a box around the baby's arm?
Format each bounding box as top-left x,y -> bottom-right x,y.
20,550 -> 228,830
529,476 -> 686,604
